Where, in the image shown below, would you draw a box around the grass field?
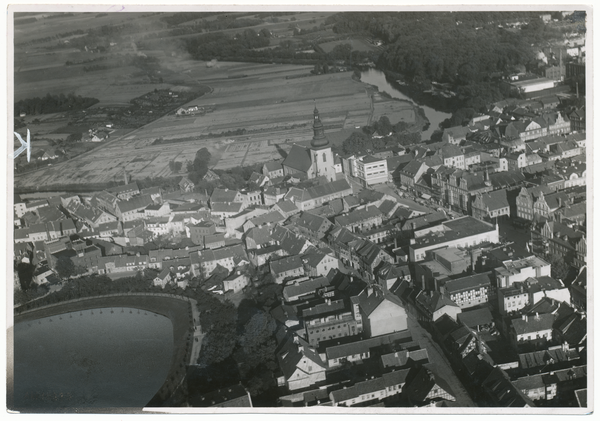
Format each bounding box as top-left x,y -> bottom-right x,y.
13,12 -> 424,190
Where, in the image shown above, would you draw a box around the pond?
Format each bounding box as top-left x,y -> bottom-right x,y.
13,307 -> 174,410
361,68 -> 451,140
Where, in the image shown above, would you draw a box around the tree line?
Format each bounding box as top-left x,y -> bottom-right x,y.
15,93 -> 99,116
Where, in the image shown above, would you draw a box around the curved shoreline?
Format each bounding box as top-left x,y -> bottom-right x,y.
13,293 -> 196,410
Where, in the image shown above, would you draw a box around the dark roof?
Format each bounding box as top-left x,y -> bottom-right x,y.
444,272 -> 493,295
282,144 -> 312,172
296,212 -> 331,233
457,307 -> 494,328
326,330 -> 412,360
270,255 -> 304,274
512,313 -> 555,335
211,188 -> 239,203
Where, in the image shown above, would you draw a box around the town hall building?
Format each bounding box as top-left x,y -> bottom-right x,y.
282,106 -> 336,182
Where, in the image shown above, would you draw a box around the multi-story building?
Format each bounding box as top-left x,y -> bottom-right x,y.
352,155 -> 388,187
192,244 -> 247,278
472,189 -> 510,222
441,272 -> 494,309
188,220 -> 217,246
432,169 -> 493,214
494,255 -> 551,288
409,216 -> 499,262
498,284 -> 529,315
439,144 -> 465,169
515,185 -> 553,221
510,313 -> 554,350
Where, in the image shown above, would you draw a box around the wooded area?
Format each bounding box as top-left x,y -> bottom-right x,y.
15,93 -> 99,116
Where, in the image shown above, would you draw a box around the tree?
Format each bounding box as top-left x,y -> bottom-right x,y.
342,131 -> 372,155
55,256 -> 76,279
16,263 -> 35,290
233,310 -> 278,395
548,253 -> 572,281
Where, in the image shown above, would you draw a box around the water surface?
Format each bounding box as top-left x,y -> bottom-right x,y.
361,68 -> 451,140
14,307 -> 173,409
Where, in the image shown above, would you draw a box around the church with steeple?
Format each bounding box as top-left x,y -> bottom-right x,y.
282,106 -> 336,182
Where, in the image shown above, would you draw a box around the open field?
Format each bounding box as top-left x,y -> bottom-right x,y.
14,12 -> 170,46
14,66 -> 376,189
13,13 -> 424,190
14,64 -> 425,190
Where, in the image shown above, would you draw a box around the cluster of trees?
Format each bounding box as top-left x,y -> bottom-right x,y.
169,17 -> 265,36
325,12 -> 570,109
340,116 -> 422,155
83,64 -> 110,72
186,148 -> 212,184
185,29 -> 271,61
191,295 -> 278,399
15,93 -> 99,116
169,160 -> 183,173
14,272 -> 156,312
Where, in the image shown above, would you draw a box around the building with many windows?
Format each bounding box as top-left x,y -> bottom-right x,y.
349,155 -> 388,186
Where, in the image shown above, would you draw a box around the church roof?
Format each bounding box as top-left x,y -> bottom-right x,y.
282,144 -> 312,173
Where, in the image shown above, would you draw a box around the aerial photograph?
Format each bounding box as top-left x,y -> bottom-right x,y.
9,7 -> 589,413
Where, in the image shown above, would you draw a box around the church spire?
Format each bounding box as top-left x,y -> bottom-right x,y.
311,103 -> 329,149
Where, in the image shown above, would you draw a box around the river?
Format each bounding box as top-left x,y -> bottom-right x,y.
13,308 -> 174,410
361,68 -> 451,140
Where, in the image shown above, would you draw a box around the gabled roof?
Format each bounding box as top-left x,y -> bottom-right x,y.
444,125 -> 471,139
416,291 -> 459,313
107,182 -> 139,195
284,276 -> 330,298
211,202 -> 244,213
116,194 -> 153,214
264,161 -> 282,172
457,307 -> 494,328
304,179 -> 352,201
357,285 -> 404,317
334,206 -> 382,227
512,313 -> 555,335
245,225 -> 272,246
476,189 -> 509,212
211,188 -> 240,203
295,212 -> 331,233
248,210 -> 285,227
400,159 -> 427,177
282,144 -> 312,172
275,199 -> 299,214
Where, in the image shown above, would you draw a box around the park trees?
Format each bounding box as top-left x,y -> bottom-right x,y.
55,256 -> 76,279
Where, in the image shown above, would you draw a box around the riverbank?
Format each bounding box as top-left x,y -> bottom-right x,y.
14,293 -> 196,410
379,68 -> 461,115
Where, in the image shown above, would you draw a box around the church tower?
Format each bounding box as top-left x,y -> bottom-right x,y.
309,105 -> 335,181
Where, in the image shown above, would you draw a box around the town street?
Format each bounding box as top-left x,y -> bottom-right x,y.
406,307 -> 475,406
